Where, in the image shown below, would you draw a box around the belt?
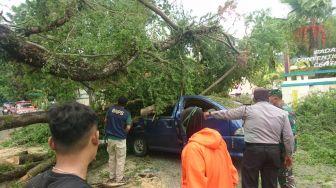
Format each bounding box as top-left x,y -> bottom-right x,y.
245,142 -> 279,146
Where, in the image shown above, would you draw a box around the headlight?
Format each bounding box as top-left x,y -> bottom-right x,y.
234,128 -> 244,136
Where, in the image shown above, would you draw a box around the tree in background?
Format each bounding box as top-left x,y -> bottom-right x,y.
282,0 -> 334,55
241,10 -> 294,87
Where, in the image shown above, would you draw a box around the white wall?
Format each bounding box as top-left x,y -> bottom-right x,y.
281,77 -> 336,106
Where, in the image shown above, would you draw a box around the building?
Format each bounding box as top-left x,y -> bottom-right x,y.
281,69 -> 336,107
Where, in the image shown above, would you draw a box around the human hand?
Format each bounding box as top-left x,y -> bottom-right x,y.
203,112 -> 210,120
284,155 -> 293,169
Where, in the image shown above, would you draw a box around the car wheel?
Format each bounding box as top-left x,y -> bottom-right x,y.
132,137 -> 148,157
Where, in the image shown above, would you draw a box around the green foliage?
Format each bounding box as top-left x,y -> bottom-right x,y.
0,163 -> 15,174
324,16 -> 336,48
295,89 -> 336,165
0,59 -> 79,105
242,10 -> 295,87
281,0 -> 333,23
1,124 -> 50,147
1,0 -> 249,113
207,95 -> 242,109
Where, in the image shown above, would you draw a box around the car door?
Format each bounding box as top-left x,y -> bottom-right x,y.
145,117 -> 181,152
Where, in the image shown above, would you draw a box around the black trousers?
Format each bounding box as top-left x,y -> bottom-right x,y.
242,143 -> 281,188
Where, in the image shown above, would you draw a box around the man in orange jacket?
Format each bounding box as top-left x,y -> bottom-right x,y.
181,107 -> 238,188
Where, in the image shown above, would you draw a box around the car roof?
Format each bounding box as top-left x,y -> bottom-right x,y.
181,95 -> 227,110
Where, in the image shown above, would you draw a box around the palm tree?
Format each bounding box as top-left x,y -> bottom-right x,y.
282,0 -> 334,55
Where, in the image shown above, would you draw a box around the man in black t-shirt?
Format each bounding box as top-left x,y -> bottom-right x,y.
25,102 -> 99,188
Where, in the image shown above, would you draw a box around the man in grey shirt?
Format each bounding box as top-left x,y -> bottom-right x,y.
204,87 -> 294,188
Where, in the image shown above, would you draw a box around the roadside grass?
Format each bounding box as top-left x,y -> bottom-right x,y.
0,124 -> 49,148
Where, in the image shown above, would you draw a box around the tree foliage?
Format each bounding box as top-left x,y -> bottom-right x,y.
241,10 -> 294,87
0,0 -> 248,113
282,0 -> 334,55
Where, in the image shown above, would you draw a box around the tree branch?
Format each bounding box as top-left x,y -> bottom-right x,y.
154,25 -> 221,50
207,35 -> 240,54
126,53 -> 139,67
55,52 -> 116,58
20,8 -> 75,36
0,10 -> 12,23
144,51 -> 170,64
221,32 -> 240,54
200,64 -> 238,95
0,25 -> 124,81
80,81 -> 94,92
137,0 -> 179,30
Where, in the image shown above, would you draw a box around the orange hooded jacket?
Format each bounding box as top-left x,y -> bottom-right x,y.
181,128 -> 238,188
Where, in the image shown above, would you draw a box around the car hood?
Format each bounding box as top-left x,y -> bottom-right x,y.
188,128 -> 224,150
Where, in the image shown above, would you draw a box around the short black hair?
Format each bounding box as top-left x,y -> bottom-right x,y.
118,97 -> 128,106
253,87 -> 269,102
48,102 -> 98,153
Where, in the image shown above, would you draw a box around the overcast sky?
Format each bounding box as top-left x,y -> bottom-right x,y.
1,0 -> 336,38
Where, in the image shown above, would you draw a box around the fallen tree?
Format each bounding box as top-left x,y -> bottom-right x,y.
0,162 -> 39,183
0,0 -> 244,129
19,157 -> 56,184
0,112 -> 48,131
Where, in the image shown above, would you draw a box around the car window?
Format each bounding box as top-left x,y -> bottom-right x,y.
183,98 -> 220,111
17,104 -> 33,108
159,105 -> 175,117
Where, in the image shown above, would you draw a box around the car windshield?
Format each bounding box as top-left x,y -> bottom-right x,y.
17,104 -> 33,108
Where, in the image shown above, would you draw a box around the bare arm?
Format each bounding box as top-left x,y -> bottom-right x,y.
125,125 -> 131,133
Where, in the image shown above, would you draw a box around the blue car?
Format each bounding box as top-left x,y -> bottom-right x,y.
128,96 -> 245,159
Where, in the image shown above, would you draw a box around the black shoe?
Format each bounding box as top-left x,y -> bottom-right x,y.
116,176 -> 129,184
106,178 -> 116,184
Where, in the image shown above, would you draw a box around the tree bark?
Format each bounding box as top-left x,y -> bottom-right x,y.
0,162 -> 39,183
137,0 -> 179,31
0,111 -> 48,131
200,64 -> 238,95
3,153 -> 48,165
19,157 -> 55,184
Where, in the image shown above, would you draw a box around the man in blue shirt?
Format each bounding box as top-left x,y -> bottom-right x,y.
105,97 -> 132,185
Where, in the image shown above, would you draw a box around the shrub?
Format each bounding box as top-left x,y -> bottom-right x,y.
295,89 -> 336,165
1,124 -> 50,147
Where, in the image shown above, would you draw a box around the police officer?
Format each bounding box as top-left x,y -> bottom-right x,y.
204,87 -> 294,188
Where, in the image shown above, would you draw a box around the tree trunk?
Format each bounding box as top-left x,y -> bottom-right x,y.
19,157 -> 55,184
200,64 -> 238,95
0,162 -> 39,183
0,111 -> 48,131
140,105 -> 155,116
3,153 -> 48,165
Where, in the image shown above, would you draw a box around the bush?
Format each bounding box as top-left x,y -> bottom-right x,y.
1,124 -> 50,147
295,89 -> 336,165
